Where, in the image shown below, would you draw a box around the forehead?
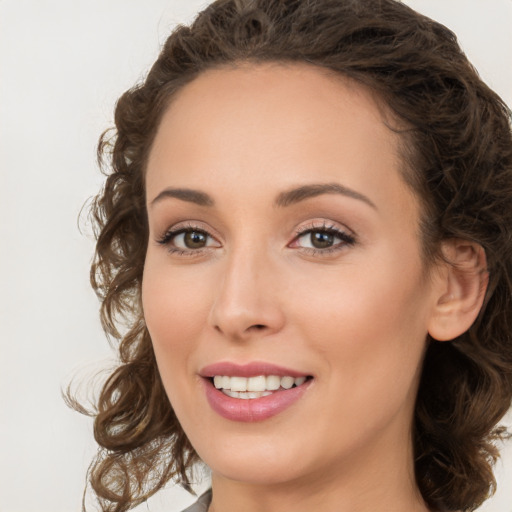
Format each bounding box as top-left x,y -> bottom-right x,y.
151,62 -> 397,156
146,62 -> 417,224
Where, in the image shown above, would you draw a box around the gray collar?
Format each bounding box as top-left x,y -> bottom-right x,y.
181,489 -> 212,512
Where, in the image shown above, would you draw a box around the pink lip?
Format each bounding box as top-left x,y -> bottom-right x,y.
200,361 -> 310,378
200,361 -> 313,422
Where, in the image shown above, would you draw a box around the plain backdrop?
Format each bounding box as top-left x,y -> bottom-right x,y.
1,1 -> 511,511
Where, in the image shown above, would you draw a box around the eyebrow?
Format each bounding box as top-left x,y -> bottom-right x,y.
150,187 -> 214,207
275,183 -> 377,210
150,183 -> 376,210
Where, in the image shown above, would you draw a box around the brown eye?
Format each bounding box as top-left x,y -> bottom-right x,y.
157,226 -> 221,253
292,225 -> 356,253
183,230 -> 208,249
310,231 -> 335,249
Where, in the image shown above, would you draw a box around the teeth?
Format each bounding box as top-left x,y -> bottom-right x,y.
294,376 -> 306,386
212,375 -> 308,393
230,376 -> 247,392
281,376 -> 294,389
248,375 -> 266,391
223,390 -> 273,399
266,375 -> 281,390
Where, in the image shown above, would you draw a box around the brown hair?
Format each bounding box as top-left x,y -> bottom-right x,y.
80,1 -> 512,511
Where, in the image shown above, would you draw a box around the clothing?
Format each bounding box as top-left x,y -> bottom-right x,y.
180,489 -> 212,512
179,489 -> 444,511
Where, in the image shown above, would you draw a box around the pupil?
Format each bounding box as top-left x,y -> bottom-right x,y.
185,231 -> 206,248
312,231 -> 334,249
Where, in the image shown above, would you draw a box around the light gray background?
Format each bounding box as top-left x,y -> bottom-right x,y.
1,1 -> 511,511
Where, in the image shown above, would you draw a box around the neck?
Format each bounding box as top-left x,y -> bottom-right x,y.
208,427 -> 431,512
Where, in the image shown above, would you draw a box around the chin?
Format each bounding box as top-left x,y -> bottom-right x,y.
193,430 -> 321,486
210,456 -> 309,486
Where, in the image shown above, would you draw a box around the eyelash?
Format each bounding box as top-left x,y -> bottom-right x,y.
156,221 -> 356,257
156,222 -> 216,257
292,222 -> 356,255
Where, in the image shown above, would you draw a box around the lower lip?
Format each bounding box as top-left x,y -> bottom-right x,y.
202,378 -> 312,422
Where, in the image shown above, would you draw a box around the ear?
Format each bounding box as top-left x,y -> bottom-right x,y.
427,239 -> 489,342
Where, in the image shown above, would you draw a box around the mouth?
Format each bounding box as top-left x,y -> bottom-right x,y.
200,362 -> 314,422
209,374 -> 311,399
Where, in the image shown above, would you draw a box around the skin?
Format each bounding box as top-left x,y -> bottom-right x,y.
142,63 -> 452,512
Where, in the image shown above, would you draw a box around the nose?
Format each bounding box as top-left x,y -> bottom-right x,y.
208,246 -> 286,341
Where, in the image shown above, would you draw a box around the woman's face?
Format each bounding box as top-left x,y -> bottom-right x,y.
143,64 -> 441,488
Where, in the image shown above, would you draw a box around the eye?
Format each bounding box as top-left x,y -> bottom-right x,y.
157,225 -> 221,254
174,230 -> 210,249
291,223 -> 356,253
299,230 -> 338,249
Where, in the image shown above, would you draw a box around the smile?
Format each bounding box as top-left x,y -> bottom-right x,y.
213,375 -> 307,398
200,362 -> 313,422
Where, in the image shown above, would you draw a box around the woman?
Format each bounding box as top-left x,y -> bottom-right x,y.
82,0 -> 512,511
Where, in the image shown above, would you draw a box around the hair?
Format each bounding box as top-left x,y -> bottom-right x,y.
79,0 -> 512,511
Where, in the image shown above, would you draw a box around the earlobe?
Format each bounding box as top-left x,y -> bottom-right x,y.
427,239 -> 488,342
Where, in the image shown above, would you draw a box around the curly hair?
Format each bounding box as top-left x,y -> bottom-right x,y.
81,0 -> 512,511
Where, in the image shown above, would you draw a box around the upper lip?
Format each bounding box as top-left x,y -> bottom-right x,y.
199,361 -> 311,378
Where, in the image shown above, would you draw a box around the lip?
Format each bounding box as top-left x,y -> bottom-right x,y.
200,361 -> 313,422
200,361 -> 310,378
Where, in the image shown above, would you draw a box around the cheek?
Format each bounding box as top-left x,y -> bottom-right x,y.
294,256 -> 428,339
291,251 -> 430,407
141,259 -> 212,386
141,263 -> 215,433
